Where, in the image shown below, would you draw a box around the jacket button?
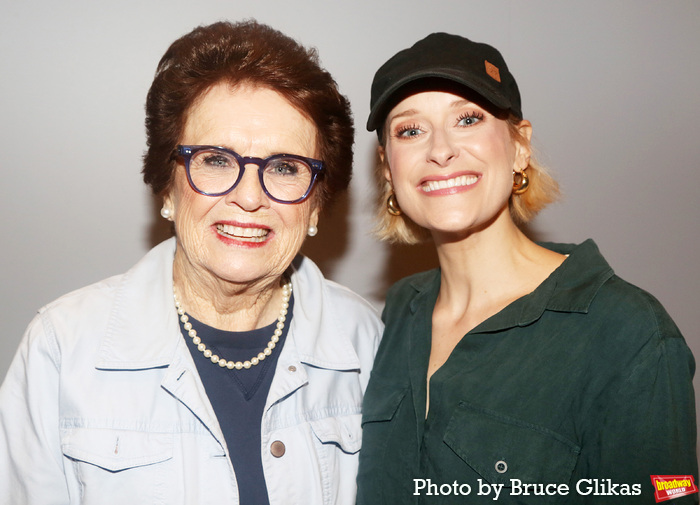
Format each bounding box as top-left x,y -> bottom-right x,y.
495,460 -> 508,473
288,365 -> 297,372
270,440 -> 286,458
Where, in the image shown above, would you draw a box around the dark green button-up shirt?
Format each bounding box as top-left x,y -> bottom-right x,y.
357,240 -> 697,504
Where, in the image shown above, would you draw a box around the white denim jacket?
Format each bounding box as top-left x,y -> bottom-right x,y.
0,238 -> 382,505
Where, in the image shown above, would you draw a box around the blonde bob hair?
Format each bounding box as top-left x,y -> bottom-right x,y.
374,115 -> 560,244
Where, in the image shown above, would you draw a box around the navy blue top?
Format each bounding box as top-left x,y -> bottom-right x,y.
180,295 -> 293,505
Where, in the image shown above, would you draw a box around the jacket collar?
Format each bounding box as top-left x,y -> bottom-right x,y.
285,255 -> 361,371
96,239 -> 179,370
95,239 -> 360,371
407,239 -> 614,333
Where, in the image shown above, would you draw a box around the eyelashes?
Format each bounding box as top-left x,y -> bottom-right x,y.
456,111 -> 484,126
394,124 -> 422,138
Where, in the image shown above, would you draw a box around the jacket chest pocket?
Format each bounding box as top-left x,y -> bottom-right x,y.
444,402 -> 580,503
308,414 -> 363,504
61,427 -> 174,504
310,414 -> 362,455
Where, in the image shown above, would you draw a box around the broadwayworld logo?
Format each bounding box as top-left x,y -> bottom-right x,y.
651,475 -> 698,503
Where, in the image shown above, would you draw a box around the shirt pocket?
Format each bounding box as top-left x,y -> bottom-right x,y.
443,402 -> 580,488
310,414 -> 362,454
357,382 -> 414,505
361,378 -> 409,424
61,427 -> 174,504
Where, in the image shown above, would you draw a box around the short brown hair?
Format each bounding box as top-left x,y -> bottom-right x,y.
142,20 -> 354,208
374,115 -> 559,244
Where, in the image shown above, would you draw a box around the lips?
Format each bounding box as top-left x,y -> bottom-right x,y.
216,223 -> 269,243
420,174 -> 479,193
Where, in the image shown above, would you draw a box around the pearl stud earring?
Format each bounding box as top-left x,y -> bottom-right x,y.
307,225 -> 318,237
160,207 -> 172,220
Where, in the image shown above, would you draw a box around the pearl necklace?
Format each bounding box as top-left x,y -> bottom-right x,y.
173,282 -> 292,370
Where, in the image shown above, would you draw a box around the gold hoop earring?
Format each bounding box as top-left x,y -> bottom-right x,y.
512,170 -> 529,195
387,192 -> 402,216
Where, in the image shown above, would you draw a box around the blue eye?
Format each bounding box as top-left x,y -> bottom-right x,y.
203,155 -> 232,168
457,112 -> 484,126
396,125 -> 423,138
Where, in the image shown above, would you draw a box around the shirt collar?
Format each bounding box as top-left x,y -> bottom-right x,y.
407,239 -> 614,333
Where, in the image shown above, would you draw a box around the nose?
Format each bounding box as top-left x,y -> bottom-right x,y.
427,128 -> 457,167
224,164 -> 267,211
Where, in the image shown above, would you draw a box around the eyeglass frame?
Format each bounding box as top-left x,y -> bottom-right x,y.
175,145 -> 325,204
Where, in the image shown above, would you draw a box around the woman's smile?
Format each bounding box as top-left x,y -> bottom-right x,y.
419,172 -> 481,194
215,222 -> 271,245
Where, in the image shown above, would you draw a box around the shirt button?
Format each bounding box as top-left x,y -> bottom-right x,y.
495,460 -> 508,473
288,365 -> 297,372
270,441 -> 286,458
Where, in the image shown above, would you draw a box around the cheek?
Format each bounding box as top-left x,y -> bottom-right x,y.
279,203 -> 312,235
384,149 -> 413,189
171,182 -> 218,238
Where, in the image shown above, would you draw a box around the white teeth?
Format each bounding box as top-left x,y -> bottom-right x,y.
421,175 -> 478,193
217,224 -> 269,242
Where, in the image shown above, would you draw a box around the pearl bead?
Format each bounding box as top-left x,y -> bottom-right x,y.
173,282 -> 291,371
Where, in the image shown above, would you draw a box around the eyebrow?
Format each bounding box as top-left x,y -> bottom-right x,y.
387,99 -> 479,123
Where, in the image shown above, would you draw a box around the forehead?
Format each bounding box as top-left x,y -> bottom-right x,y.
183,82 -> 318,156
388,90 -> 477,117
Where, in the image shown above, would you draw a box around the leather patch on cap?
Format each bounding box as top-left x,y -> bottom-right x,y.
485,60 -> 501,82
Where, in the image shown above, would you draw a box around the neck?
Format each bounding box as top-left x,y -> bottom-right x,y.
431,208 -> 563,317
172,247 -> 287,332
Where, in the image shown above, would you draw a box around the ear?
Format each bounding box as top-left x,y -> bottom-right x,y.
378,145 -> 393,184
309,205 -> 320,229
513,120 -> 533,171
162,192 -> 175,219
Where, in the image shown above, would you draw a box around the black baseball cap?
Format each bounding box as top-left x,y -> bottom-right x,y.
367,32 -> 522,132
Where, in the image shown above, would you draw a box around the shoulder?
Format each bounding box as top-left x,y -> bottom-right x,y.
593,274 -> 684,346
383,269 -> 439,316
560,249 -> 691,372
37,274 -> 123,339
292,255 -> 381,324
547,239 -> 684,347
290,255 -> 383,364
32,240 -> 174,349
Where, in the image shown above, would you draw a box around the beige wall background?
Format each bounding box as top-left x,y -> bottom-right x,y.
1,0 -> 698,450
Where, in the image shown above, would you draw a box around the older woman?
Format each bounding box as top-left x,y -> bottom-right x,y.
356,33 -> 697,504
0,21 -> 381,505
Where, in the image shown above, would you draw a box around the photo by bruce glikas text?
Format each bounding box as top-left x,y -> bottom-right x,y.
413,478 -> 642,499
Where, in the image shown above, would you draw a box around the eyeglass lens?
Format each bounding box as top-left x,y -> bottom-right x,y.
188,148 -> 314,202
